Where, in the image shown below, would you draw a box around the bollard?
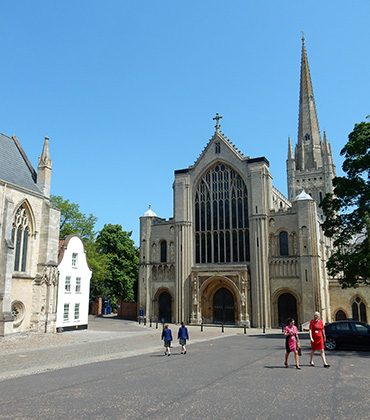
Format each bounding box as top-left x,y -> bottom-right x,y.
201,323 -> 203,332
263,324 -> 266,334
299,323 -> 302,332
281,323 -> 284,333
144,317 -> 146,326
150,318 -> 152,328
156,320 -> 158,329
222,324 -> 224,333
244,325 -> 247,334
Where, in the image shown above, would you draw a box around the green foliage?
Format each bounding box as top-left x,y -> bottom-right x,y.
96,224 -> 139,302
320,119 -> 370,287
50,195 -> 98,243
84,241 -> 111,298
51,195 -> 139,303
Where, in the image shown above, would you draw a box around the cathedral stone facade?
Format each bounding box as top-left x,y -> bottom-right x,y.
139,37 -> 369,328
0,134 -> 60,336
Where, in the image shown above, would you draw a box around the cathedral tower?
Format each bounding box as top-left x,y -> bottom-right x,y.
287,36 -> 336,212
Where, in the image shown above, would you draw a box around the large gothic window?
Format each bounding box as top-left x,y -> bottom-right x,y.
11,204 -> 30,272
195,163 -> 249,264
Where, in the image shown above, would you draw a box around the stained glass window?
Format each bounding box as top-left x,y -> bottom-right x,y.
194,163 -> 249,264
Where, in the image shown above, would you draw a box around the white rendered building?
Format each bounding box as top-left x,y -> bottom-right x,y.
56,235 -> 92,331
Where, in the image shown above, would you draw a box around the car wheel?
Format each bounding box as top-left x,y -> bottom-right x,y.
325,338 -> 337,350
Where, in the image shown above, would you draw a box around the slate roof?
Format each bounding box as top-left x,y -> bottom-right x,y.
0,132 -> 43,194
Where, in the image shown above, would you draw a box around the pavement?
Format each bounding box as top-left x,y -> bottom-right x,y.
2,318 -> 370,419
0,315 -> 278,381
1,323 -> 370,420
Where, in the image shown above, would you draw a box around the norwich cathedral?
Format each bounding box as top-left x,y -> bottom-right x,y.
138,37 -> 370,328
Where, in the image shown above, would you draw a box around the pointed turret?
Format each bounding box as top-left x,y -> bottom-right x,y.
37,136 -> 52,197
287,136 -> 294,160
287,136 -> 296,201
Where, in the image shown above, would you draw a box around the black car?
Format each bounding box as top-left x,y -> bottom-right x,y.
324,320 -> 370,350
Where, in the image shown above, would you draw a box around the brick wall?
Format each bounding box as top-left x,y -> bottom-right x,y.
117,299 -> 137,319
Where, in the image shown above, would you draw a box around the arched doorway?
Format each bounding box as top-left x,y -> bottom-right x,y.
158,292 -> 171,323
278,293 -> 297,327
213,288 -> 235,324
335,310 -> 347,321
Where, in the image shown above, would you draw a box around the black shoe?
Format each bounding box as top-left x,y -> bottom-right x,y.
296,365 -> 301,369
184,351 -> 187,354
324,364 -> 330,368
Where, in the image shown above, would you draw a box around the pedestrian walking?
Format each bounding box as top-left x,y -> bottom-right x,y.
309,312 -> 330,368
284,318 -> 301,369
161,324 -> 173,356
178,321 -> 189,354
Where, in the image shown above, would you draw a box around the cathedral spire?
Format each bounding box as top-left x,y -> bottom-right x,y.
296,36 -> 322,170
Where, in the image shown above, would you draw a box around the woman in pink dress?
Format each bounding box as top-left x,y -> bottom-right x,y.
284,318 -> 301,369
309,312 -> 330,368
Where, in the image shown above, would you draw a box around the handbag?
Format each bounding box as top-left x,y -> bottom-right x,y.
296,333 -> 302,356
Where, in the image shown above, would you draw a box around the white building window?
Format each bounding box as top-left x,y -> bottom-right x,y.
72,253 -> 78,267
75,277 -> 81,293
63,304 -> 69,321
65,276 -> 71,292
74,303 -> 80,320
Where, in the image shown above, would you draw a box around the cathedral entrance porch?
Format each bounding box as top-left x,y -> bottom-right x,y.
195,277 -> 247,326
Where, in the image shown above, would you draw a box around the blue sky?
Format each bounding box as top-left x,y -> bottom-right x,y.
1,1 -> 369,245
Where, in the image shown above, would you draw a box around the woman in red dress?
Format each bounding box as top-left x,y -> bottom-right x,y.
309,312 -> 330,368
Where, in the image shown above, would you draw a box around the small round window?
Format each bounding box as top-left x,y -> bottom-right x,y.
11,301 -> 26,328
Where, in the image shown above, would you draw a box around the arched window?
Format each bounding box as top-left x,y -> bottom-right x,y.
194,163 -> 249,264
160,240 -> 167,263
352,297 -> 367,323
11,204 -> 30,272
279,231 -> 289,256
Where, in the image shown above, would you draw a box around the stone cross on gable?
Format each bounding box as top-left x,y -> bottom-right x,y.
213,113 -> 222,133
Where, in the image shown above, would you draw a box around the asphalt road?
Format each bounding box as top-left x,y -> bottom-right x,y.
1,333 -> 369,420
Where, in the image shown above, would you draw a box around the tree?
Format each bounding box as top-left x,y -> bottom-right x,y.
320,118 -> 370,287
96,224 -> 139,302
50,195 -> 98,243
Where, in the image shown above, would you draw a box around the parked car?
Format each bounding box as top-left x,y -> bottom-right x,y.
324,321 -> 370,350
